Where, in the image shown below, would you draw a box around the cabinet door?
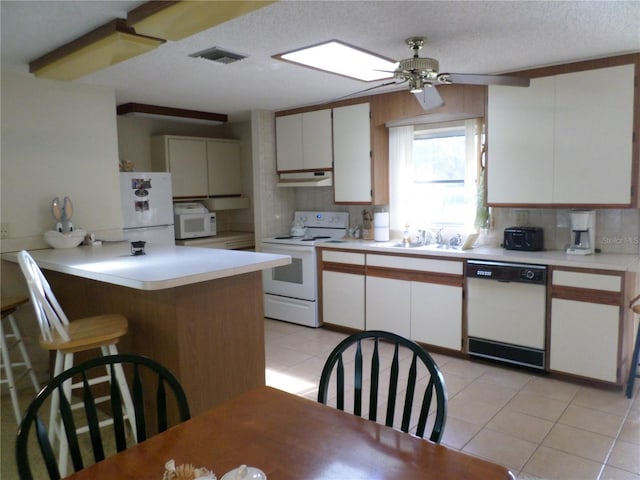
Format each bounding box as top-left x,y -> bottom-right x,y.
167,138 -> 208,197
333,103 -> 372,203
302,109 -> 333,169
207,140 -> 241,196
550,298 -> 619,382
366,276 -> 410,337
487,77 -> 555,204
411,282 -> 462,351
275,114 -> 303,171
323,271 -> 365,329
553,64 -> 634,204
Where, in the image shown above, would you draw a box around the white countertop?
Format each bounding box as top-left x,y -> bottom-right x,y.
4,243 -> 290,291
316,239 -> 640,272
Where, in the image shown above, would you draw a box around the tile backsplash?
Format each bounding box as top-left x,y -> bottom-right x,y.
491,207 -> 640,254
288,185 -> 640,255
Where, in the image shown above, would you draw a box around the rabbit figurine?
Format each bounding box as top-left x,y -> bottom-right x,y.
52,196 -> 74,233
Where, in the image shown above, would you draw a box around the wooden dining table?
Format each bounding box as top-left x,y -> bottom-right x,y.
66,386 -> 514,479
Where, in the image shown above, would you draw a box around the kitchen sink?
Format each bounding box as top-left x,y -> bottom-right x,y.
372,241 -> 465,251
374,241 -> 424,248
420,244 -> 462,251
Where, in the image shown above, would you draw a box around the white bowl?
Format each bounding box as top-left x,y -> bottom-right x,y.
44,230 -> 86,249
221,465 -> 266,480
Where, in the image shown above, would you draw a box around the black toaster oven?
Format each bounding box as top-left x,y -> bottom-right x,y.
503,227 -> 544,251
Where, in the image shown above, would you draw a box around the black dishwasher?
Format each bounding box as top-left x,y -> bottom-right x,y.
466,260 -> 548,370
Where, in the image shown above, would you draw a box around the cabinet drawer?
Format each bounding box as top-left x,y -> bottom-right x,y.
322,250 -> 365,265
552,270 -> 621,292
366,254 -> 462,275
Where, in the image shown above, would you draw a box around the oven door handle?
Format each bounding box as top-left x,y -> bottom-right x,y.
260,243 -> 315,255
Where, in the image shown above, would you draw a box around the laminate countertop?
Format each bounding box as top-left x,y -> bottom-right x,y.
3,243 -> 290,290
316,239 -> 640,272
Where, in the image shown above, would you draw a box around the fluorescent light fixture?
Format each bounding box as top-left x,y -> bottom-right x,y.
127,1 -> 275,41
29,20 -> 164,81
274,40 -> 397,82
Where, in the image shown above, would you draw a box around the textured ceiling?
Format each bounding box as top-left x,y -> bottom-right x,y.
2,1 -> 639,122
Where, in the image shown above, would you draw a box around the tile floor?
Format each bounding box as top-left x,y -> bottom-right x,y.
2,318 -> 638,479
264,319 -> 640,480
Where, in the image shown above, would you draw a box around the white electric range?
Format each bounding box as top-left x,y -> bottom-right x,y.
261,211 -> 349,327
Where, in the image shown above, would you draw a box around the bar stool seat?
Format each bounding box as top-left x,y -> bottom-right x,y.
1,295 -> 40,423
17,250 -> 136,476
39,314 -> 128,353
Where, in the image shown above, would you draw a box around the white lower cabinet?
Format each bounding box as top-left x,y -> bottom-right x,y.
321,250 -> 365,329
549,268 -> 626,384
366,276 -> 411,338
323,271 -> 365,330
411,282 -> 462,350
550,299 -> 619,382
365,254 -> 464,350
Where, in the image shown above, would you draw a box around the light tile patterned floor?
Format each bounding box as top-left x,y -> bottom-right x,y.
264,319 -> 640,480
2,319 -> 638,480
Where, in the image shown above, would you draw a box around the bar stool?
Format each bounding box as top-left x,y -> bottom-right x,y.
626,294 -> 640,398
1,295 -> 40,423
17,250 -> 137,476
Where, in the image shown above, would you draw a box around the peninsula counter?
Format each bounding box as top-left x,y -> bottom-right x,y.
6,243 -> 290,416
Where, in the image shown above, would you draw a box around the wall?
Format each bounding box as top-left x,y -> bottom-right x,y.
0,72 -> 127,379
1,72 -> 123,253
251,110 -> 295,245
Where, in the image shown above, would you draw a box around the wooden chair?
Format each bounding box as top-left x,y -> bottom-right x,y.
1,296 -> 40,423
15,354 -> 191,480
317,330 -> 447,443
16,250 -> 135,475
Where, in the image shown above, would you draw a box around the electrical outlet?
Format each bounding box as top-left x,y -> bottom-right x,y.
515,210 -> 529,226
0,222 -> 9,239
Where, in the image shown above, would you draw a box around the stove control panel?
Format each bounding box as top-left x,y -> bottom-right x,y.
294,211 -> 349,229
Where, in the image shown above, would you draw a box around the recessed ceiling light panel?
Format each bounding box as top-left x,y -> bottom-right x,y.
273,40 -> 396,82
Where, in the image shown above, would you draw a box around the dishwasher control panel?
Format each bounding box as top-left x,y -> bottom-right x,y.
466,260 -> 547,285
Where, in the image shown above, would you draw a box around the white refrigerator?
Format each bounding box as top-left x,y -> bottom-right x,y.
120,172 -> 175,245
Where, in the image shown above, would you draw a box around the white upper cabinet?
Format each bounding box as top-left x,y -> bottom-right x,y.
488,63 -> 635,206
206,139 -> 241,196
487,77 -> 555,204
553,65 -> 634,204
152,136 -> 208,197
333,103 -> 372,203
151,135 -> 241,198
276,109 -> 332,171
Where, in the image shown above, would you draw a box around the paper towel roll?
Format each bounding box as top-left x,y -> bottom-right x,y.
374,212 -> 390,241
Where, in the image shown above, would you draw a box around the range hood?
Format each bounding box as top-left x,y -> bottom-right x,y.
277,171 -> 333,187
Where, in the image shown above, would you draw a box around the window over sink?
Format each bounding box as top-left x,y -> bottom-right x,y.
389,119 -> 482,233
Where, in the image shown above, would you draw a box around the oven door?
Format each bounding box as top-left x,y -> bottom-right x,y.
261,243 -> 316,301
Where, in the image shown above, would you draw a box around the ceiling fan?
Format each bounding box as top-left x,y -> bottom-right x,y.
357,37 -> 530,110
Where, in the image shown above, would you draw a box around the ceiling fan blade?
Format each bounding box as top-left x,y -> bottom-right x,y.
332,80 -> 404,102
414,86 -> 444,111
441,73 -> 530,87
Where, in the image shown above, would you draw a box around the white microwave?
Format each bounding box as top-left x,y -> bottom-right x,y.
174,212 -> 216,239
